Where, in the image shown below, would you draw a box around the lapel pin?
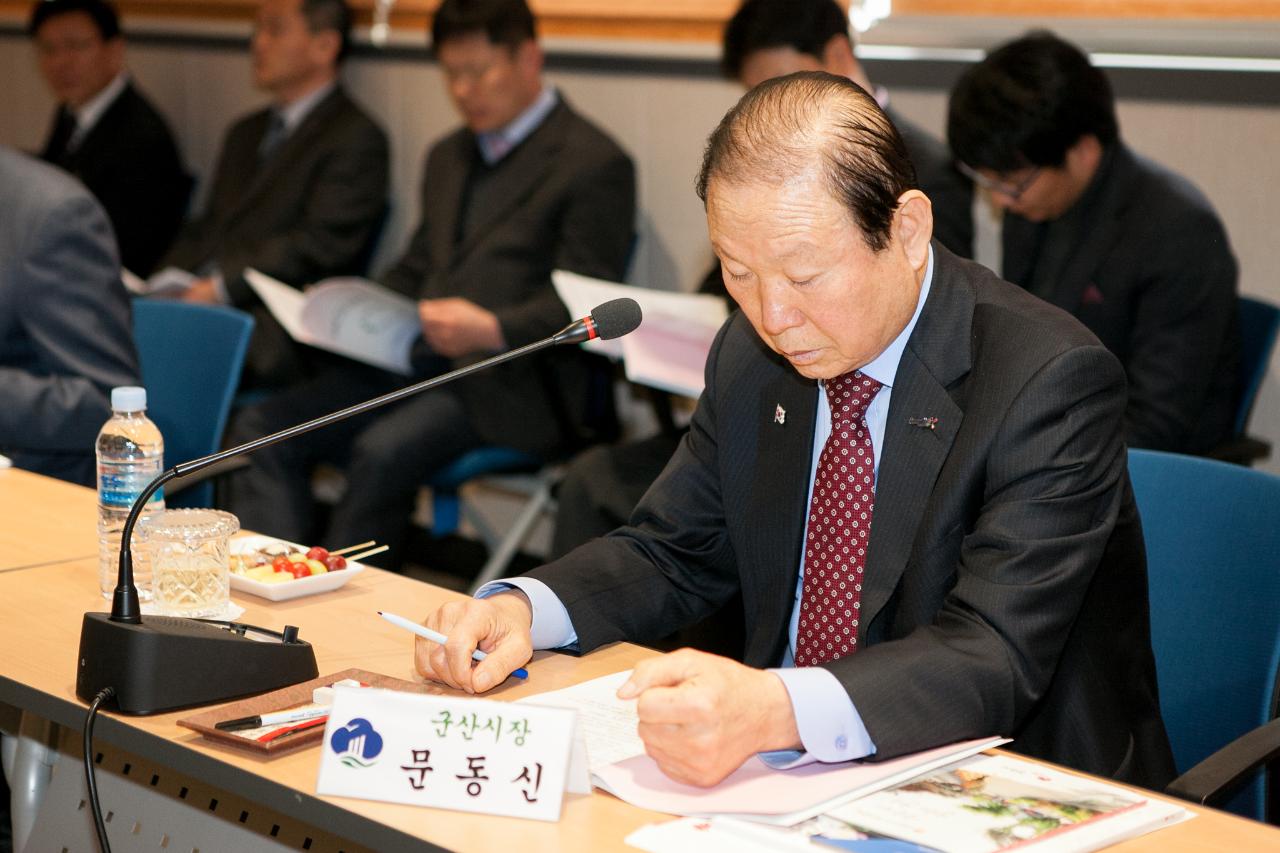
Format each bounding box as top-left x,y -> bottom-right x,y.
908,416 -> 939,430
774,404 -> 786,425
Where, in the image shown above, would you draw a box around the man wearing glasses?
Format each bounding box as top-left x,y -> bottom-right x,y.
948,32 -> 1240,456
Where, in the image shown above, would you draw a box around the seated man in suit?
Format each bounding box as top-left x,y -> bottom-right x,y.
162,0 -> 389,389
30,0 -> 189,275
415,73 -> 1176,792
550,0 -> 976,571
723,0 -> 972,258
948,32 -> 1239,455
225,0 -> 636,567
0,146 -> 139,486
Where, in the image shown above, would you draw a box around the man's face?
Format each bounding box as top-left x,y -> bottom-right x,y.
252,0 -> 332,96
708,169 -> 922,381
978,164 -> 1080,223
738,46 -> 823,89
437,33 -> 541,134
34,12 -> 123,108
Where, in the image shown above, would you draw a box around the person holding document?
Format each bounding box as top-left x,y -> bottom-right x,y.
159,0 -> 389,388
415,73 -> 1177,792
225,0 -> 635,565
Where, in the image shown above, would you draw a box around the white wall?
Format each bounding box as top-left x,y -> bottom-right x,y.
4,29 -> 1280,474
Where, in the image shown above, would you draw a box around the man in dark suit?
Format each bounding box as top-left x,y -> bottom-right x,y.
948,32 -> 1239,455
30,0 -> 189,276
415,73 -> 1175,792
0,146 -> 140,487
224,0 -> 635,564
722,0 -> 972,258
162,0 -> 388,388
549,0 -> 977,602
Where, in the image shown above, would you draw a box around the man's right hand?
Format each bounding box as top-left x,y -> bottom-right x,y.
413,591 -> 534,693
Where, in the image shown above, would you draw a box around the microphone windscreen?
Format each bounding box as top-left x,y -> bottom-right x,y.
591,298 -> 643,340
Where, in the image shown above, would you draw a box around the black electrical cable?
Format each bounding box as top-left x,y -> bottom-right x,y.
83,686 -> 115,853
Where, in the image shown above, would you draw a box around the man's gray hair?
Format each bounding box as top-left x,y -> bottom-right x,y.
696,71 -> 917,252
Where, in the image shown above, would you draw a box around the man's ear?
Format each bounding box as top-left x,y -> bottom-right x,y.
516,38 -> 544,80
105,37 -> 126,75
311,29 -> 341,68
821,34 -> 857,78
894,189 -> 933,270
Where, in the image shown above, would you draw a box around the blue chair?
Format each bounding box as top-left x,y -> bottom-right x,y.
132,301 -> 254,508
424,447 -> 560,593
1211,295 -> 1280,466
1128,449 -> 1280,821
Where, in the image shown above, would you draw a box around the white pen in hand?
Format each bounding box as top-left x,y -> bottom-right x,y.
378,610 -> 529,680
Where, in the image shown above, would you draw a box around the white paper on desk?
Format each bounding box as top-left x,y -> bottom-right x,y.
244,269 -> 419,375
552,270 -> 728,397
519,669 -> 641,795
123,266 -> 196,296
0,454 -> 10,468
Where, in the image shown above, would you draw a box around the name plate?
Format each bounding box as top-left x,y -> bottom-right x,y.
315,686 -> 576,821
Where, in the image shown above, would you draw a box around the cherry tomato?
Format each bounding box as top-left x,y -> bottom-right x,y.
289,562 -> 311,578
272,555 -> 291,573
325,554 -> 347,571
306,546 -> 329,562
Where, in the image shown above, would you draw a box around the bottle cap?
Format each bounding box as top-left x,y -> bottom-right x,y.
111,386 -> 147,412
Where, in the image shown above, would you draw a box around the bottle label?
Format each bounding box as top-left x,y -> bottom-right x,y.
99,462 -> 165,508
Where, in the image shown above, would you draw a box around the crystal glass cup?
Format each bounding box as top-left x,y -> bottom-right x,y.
141,509 -> 239,618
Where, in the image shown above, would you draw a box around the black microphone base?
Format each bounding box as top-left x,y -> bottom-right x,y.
75,613 -> 319,715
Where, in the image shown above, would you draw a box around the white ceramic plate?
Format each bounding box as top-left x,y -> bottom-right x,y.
229,534 -> 366,601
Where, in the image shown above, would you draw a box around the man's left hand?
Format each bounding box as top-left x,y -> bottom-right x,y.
177,278 -> 220,304
617,648 -> 801,787
418,297 -> 504,357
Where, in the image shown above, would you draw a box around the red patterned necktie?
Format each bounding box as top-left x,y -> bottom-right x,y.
795,370 -> 883,667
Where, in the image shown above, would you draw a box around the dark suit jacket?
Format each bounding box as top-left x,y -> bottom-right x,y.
162,86 -> 389,386
0,147 -> 139,486
1003,143 -> 1239,455
380,97 -> 636,456
532,245 -> 1176,789
888,107 -> 973,259
41,82 -> 190,276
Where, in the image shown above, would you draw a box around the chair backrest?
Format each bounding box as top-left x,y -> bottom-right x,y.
131,300 -> 254,508
1128,448 -> 1280,819
1235,296 -> 1280,434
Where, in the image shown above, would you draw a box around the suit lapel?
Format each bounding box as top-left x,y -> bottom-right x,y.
427,134 -> 472,275
229,88 -> 345,219
860,251 -> 971,633
448,102 -> 569,267
742,362 -> 818,663
1047,145 -> 1132,313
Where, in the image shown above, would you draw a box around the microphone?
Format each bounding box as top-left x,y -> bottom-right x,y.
553,296 -> 643,345
76,298 -> 643,714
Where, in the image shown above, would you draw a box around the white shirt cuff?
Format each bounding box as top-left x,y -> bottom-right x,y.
475,578 -> 579,651
760,666 -> 875,768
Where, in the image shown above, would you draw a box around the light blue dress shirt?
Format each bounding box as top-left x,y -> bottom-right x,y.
480,247 -> 936,767
476,86 -> 558,165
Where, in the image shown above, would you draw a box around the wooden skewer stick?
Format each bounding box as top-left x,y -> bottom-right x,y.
330,540 -> 376,556
346,544 -> 390,562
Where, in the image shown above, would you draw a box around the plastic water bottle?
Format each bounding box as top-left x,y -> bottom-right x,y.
97,386 -> 164,600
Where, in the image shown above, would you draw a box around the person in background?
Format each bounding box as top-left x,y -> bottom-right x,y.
414,72 -> 1175,793
31,0 -> 190,276
161,0 -> 389,389
225,0 -> 636,568
0,145 -> 139,487
948,31 -> 1240,455
722,0 -> 972,258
